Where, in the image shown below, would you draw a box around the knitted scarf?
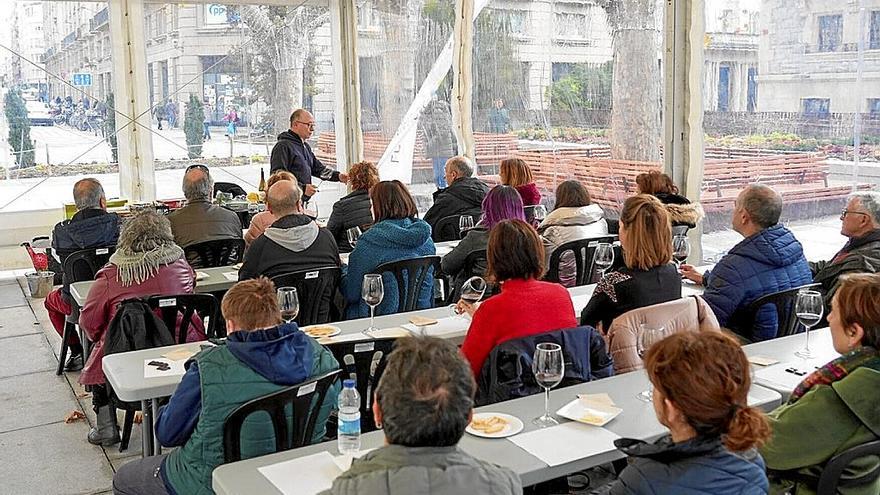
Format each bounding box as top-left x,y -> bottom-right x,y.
109,243 -> 184,287
789,345 -> 880,403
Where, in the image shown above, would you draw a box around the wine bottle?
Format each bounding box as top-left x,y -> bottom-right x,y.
258,168 -> 266,192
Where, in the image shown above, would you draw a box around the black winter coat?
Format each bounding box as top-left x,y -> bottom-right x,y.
238,214 -> 341,281
51,208 -> 120,299
269,131 -> 340,199
423,177 -> 489,241
326,189 -> 373,253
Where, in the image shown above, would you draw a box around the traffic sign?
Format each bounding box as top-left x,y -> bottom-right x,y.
72,73 -> 92,86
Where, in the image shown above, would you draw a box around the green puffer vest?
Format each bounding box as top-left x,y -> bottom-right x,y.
163,340 -> 340,495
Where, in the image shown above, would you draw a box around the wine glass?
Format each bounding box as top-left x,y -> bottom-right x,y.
532,342 -> 564,428
277,287 -> 299,324
593,243 -> 614,279
362,274 -> 384,336
303,200 -> 319,219
459,215 -> 474,238
451,276 -> 487,318
636,324 -> 668,402
794,290 -> 824,359
346,226 -> 362,248
533,204 -> 548,223
672,235 -> 690,270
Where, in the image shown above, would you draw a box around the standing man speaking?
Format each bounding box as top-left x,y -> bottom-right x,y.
270,109 -> 348,202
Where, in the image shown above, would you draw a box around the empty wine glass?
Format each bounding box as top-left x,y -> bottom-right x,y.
346,226 -> 362,248
459,215 -> 474,238
277,287 -> 299,324
672,235 -> 690,270
794,290 -> 824,359
636,324 -> 668,402
533,342 -> 564,428
303,200 -> 319,219
593,243 -> 614,279
362,274 -> 384,336
451,276 -> 487,318
533,204 -> 548,223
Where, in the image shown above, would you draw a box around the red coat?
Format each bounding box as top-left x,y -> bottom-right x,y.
79,258 -> 199,386
460,278 -> 577,377
515,183 -> 541,206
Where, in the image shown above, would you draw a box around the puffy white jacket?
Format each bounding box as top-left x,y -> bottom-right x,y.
539,205 -> 609,286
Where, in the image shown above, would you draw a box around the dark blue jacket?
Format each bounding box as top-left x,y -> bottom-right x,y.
155,323 -> 318,447
702,225 -> 812,341
475,325 -> 613,406
341,218 -> 436,319
269,130 -> 340,199
51,208 -> 120,298
608,435 -> 768,495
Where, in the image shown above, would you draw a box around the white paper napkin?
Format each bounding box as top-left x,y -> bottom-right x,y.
401,317 -> 469,337
508,422 -> 620,467
258,451 -> 342,495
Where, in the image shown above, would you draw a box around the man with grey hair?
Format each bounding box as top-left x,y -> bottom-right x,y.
319,337 -> 521,495
681,184 -> 812,341
423,155 -> 490,241
45,178 -> 121,371
811,191 -> 880,312
166,164 -> 242,248
238,180 -> 340,281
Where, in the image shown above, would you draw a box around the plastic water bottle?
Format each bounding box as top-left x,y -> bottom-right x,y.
337,379 -> 361,455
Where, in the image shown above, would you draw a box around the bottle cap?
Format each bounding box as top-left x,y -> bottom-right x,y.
343,379 -> 355,388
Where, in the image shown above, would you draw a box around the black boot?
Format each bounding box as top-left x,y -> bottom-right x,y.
87,406 -> 120,446
64,343 -> 84,372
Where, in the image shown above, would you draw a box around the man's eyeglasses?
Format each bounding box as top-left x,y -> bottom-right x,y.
841,208 -> 870,219
295,121 -> 316,130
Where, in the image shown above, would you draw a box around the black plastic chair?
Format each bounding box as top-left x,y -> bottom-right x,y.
744,282 -> 822,339
818,440 -> 880,494
325,338 -> 397,433
183,238 -> 245,269
222,369 -> 340,463
445,249 -> 489,303
270,267 -> 341,327
374,256 -> 441,313
544,236 -> 617,287
213,181 -> 247,198
146,293 -> 220,343
57,246 -> 115,375
434,213 -> 477,242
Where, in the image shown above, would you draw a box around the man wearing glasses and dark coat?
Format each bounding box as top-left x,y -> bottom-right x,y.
270,109 -> 348,202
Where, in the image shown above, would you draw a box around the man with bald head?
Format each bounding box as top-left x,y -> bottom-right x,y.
681,184 -> 812,341
269,108 -> 348,202
166,164 -> 242,248
238,180 -> 340,281
45,178 -> 120,371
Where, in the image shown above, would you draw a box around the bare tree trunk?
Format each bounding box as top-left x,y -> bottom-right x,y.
379,11 -> 417,135
274,36 -> 305,133
602,0 -> 661,162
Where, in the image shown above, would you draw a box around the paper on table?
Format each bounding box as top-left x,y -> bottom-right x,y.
577,393 -> 616,407
748,355 -> 780,366
509,422 -> 620,467
162,348 -> 195,361
258,451 -> 342,495
143,358 -> 186,378
571,294 -> 591,313
195,271 -> 210,281
222,271 -> 238,282
755,359 -> 825,392
331,448 -> 377,472
401,317 -> 468,337
318,327 -> 410,344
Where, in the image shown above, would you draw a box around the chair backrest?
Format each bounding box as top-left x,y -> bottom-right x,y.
544,236 -> 617,287
62,246 -> 115,285
270,267 -> 341,327
146,293 -> 219,343
213,181 -> 247,198
475,325 -> 613,406
434,214 -> 473,242
374,256 -> 441,314
606,296 -> 721,374
325,338 -> 397,433
745,282 -> 822,339
817,439 -> 880,494
184,238 -> 245,268
222,369 -> 340,463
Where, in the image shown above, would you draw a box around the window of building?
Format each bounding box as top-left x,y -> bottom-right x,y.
507,10 -> 529,35
554,12 -> 589,39
817,14 -> 842,52
870,11 -> 880,50
869,98 -> 880,115
802,97 -> 830,117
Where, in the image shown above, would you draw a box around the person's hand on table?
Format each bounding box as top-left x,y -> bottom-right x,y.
338,173 -> 349,183
679,264 -> 703,285
455,299 -> 480,318
304,184 -> 318,197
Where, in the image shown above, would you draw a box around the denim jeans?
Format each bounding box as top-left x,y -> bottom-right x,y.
113,453 -> 170,495
432,156 -> 449,189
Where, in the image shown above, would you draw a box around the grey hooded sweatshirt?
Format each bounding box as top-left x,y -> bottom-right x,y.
238,213 -> 341,281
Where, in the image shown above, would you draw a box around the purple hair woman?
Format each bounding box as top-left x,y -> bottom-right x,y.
441,185 -> 526,297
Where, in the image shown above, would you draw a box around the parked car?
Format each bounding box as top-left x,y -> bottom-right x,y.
26,100 -> 54,126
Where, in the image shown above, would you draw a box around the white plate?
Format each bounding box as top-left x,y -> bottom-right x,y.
302,324 -> 342,339
466,412 -> 524,438
556,399 -> 623,427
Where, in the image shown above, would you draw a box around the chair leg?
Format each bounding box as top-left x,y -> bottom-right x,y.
56,321 -> 74,375
120,410 -> 135,452
78,325 -> 92,362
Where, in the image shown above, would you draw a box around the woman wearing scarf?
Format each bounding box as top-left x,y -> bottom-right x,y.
761,273 -> 880,495
79,210 -> 201,446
